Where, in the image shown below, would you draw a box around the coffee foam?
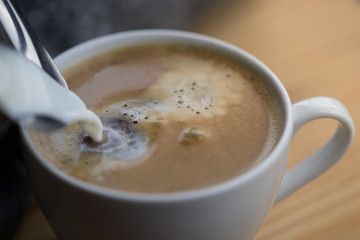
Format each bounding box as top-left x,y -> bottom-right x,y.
146,56 -> 245,120
47,52 -> 252,177
98,64 -> 246,124
30,45 -> 284,192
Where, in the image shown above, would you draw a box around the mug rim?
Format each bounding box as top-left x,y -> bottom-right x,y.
21,29 -> 293,203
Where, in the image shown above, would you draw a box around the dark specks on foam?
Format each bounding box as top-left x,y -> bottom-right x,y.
170,80 -> 214,115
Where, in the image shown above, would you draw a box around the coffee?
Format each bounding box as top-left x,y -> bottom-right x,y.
28,44 -> 282,193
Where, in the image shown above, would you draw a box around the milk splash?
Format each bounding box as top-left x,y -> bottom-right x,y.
0,44 -> 103,141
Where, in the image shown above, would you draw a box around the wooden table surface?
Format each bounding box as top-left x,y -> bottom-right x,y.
14,0 -> 360,239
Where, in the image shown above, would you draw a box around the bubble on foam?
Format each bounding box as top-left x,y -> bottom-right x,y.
178,127 -> 209,145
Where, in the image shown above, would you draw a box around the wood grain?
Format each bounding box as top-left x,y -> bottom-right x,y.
14,0 -> 360,239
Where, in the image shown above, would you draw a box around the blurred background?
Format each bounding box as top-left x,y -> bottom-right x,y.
12,0 -> 227,56
1,0 -> 360,239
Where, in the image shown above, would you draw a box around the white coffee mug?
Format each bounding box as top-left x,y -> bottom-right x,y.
21,30 -> 354,240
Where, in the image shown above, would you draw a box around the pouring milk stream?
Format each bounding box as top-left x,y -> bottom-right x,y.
0,45 -> 103,142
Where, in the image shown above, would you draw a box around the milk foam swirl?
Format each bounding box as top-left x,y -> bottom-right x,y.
81,119 -> 148,159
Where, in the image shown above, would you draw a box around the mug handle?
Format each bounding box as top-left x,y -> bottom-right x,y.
276,97 -> 354,202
